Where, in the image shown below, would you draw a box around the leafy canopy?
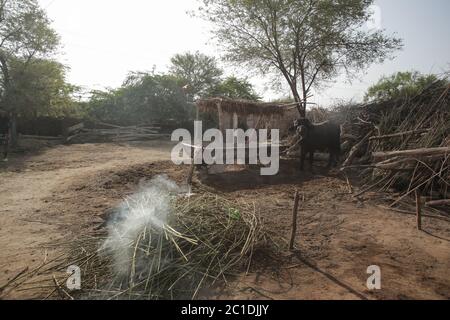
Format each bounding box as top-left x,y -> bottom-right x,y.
0,0 -> 61,112
7,57 -> 78,118
170,51 -> 223,99
198,0 -> 402,115
87,72 -> 191,125
208,76 -> 261,100
364,71 -> 445,102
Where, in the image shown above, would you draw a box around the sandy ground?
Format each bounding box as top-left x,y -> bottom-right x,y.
0,140 -> 449,300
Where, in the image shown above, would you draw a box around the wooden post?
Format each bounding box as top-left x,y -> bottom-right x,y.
416,190 -> 422,231
187,147 -> 201,186
217,100 -> 224,134
233,112 -> 238,130
289,191 -> 300,250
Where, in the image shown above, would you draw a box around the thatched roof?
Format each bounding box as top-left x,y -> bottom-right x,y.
196,97 -> 286,116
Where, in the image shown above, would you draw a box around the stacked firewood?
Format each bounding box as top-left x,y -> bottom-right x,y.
65,122 -> 168,144
340,80 -> 450,211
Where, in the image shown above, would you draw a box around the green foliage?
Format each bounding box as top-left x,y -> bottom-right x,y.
364,71 -> 444,102
170,51 -> 223,99
0,0 -> 59,61
198,0 -> 403,115
86,72 -> 192,125
0,0 -> 64,142
208,76 -> 260,100
7,57 -> 79,118
87,57 -> 261,125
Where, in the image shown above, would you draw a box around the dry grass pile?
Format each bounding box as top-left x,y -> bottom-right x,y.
1,180 -> 278,300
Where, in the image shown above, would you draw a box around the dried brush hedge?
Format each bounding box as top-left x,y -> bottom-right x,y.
339,78 -> 450,209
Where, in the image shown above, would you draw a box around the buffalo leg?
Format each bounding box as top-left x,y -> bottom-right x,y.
334,152 -> 340,167
309,151 -> 314,171
327,153 -> 333,168
300,150 -> 306,171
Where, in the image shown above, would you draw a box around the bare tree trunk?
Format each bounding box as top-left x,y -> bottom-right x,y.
9,112 -> 18,147
291,86 -> 303,117
0,55 -> 17,146
300,66 -> 308,117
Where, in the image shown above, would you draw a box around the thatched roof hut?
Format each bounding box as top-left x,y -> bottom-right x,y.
196,97 -> 298,136
196,97 -> 286,116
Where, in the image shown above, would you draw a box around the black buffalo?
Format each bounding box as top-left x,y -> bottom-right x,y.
293,118 -> 341,171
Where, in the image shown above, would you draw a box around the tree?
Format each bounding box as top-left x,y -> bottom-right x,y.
0,0 -> 59,144
169,51 -> 223,99
198,0 -> 402,116
208,76 -> 261,100
6,57 -> 78,119
87,72 -> 191,125
364,71 -> 442,102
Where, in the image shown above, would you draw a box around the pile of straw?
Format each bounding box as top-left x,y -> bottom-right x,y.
0,179 -> 276,300
68,190 -> 271,300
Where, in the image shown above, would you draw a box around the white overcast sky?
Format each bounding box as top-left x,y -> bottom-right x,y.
38,0 -> 450,106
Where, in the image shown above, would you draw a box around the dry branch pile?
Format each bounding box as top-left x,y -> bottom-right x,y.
340,80 -> 450,210
66,122 -> 168,144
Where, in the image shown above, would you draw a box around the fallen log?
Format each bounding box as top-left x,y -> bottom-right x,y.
373,147 -> 450,160
341,130 -> 374,169
343,155 -> 448,171
97,122 -> 161,131
19,134 -> 63,141
66,122 -> 84,135
369,129 -> 430,141
426,199 -> 450,207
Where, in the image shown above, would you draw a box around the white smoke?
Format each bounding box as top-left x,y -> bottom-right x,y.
101,175 -> 184,278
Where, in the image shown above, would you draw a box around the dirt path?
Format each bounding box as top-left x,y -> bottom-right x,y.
0,141 -> 449,299
0,141 -> 174,298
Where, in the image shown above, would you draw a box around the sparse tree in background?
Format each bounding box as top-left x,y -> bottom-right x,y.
208,76 -> 261,100
169,51 -> 223,99
198,0 -> 403,116
0,0 -> 60,144
364,71 -> 445,102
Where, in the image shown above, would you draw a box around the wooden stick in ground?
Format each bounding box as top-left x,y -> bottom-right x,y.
186,145 -> 204,186
289,191 -> 300,251
345,174 -> 353,194
416,190 -> 422,231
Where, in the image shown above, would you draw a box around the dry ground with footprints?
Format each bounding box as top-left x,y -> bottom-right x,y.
0,140 -> 448,299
